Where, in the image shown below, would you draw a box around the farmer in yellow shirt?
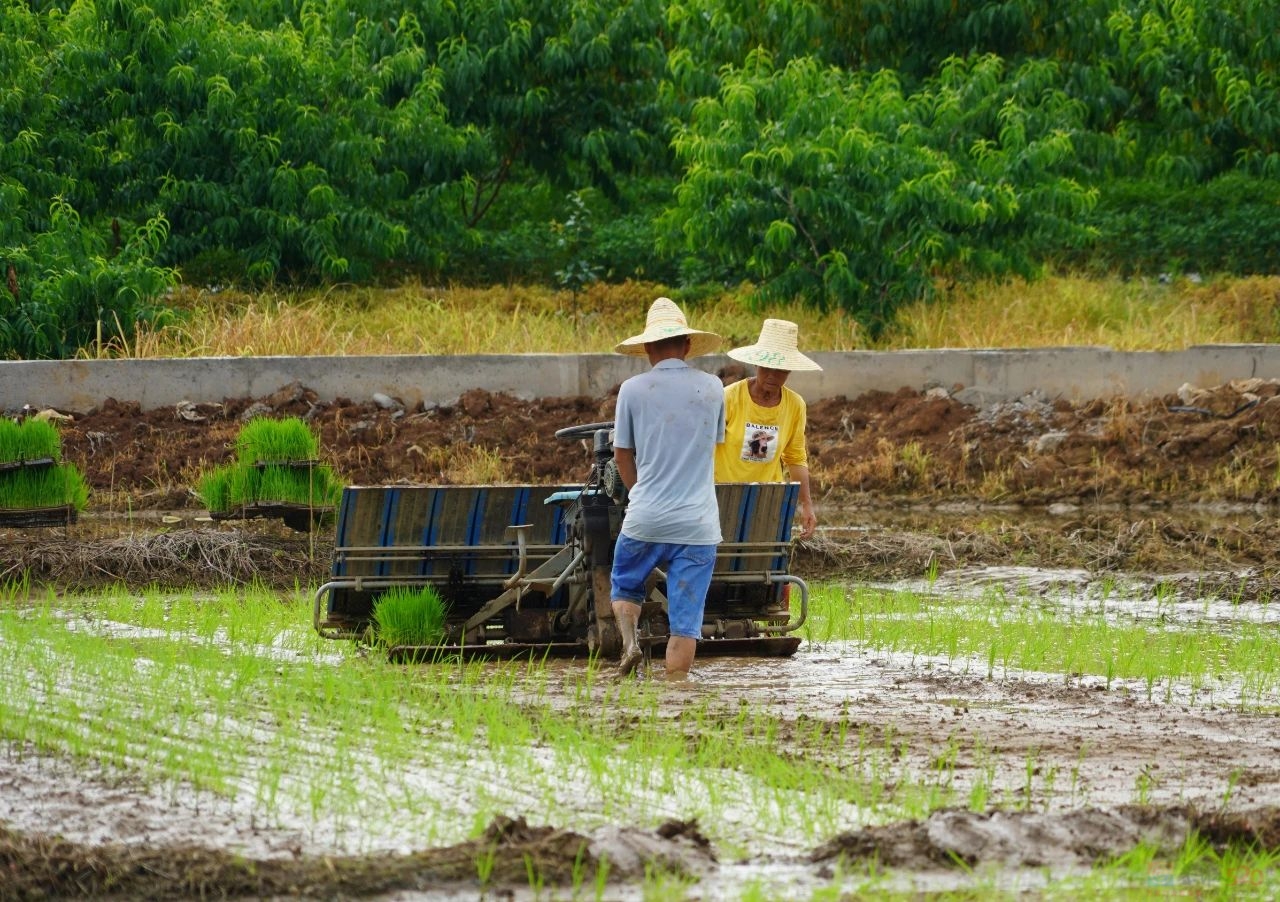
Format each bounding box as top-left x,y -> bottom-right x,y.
714,319 -> 821,539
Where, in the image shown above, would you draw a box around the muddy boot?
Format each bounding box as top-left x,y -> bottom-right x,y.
618,644 -> 643,677
612,601 -> 642,678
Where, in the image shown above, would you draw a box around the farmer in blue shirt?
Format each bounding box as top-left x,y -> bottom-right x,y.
610,297 -> 725,681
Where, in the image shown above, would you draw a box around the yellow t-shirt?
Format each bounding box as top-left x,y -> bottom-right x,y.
714,378 -> 809,482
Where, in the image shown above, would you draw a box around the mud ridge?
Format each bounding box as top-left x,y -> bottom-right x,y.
5,805 -> 1274,899
28,376 -> 1280,513
0,815 -> 714,901
809,804 -> 1280,872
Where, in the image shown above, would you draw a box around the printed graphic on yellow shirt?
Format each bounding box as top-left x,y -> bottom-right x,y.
740,421 -> 779,464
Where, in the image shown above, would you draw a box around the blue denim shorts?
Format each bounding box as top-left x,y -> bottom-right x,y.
611,534 -> 717,640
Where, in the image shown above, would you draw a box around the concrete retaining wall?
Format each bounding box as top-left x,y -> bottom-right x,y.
3,345 -> 1278,413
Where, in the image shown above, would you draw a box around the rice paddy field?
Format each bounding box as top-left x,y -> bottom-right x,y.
9,271 -> 1280,896
3,564 -> 1279,900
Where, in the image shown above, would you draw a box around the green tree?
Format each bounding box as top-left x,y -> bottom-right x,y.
663,52 -> 1097,331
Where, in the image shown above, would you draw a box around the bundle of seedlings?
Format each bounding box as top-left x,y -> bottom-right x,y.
0,418 -> 89,526
372,586 -> 450,659
198,416 -> 343,530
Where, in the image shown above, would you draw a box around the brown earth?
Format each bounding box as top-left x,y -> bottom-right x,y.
2,374 -> 1273,589
46,375 -> 1280,512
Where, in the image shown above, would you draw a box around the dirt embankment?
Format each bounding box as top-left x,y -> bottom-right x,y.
47,376 -> 1280,510
5,375 -> 1280,589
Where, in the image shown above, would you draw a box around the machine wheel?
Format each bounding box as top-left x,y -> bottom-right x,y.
554,421 -> 615,441
587,620 -> 622,658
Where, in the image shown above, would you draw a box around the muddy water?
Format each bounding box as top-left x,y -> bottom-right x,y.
5,511 -> 1280,898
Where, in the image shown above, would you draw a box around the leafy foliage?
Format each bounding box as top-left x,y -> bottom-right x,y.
1069,173 -> 1280,275
663,52 -> 1097,331
3,0 -> 1279,353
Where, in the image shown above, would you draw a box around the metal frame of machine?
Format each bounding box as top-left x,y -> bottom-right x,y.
313,423 -> 808,660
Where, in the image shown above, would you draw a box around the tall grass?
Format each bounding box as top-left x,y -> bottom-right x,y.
121,275 -> 1280,358
126,281 -> 863,357
883,273 -> 1280,351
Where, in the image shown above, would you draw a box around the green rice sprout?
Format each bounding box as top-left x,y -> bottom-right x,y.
234,416 -> 319,464
197,470 -> 232,511
372,587 -> 449,648
0,417 -> 85,510
198,417 -> 343,512
197,462 -> 342,511
0,464 -> 89,510
0,417 -> 63,463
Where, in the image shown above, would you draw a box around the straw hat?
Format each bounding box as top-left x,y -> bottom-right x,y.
614,297 -> 723,358
727,319 -> 822,372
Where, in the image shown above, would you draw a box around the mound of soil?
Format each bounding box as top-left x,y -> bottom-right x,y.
3,375 -> 1277,587
44,376 -> 1280,512
0,814 -> 714,900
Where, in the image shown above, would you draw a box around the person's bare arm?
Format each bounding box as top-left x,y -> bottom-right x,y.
614,447 -> 638,489
789,464 -> 817,539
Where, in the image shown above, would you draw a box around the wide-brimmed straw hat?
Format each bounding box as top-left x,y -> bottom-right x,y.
614,297 -> 722,358
727,319 -> 822,372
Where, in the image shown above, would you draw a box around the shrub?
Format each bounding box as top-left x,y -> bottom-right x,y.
1071,174 -> 1280,276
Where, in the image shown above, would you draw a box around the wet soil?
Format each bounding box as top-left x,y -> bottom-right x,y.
32,374 -> 1280,514
4,643 -> 1280,899
7,377 -> 1280,898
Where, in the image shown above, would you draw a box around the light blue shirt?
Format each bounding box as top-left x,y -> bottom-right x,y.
614,358 -> 725,544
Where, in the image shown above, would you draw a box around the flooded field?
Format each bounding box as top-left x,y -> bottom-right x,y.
3,549 -> 1279,899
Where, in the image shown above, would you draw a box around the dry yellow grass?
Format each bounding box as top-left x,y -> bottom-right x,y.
883,273 -> 1280,350
121,273 -> 1280,358
130,280 -> 864,357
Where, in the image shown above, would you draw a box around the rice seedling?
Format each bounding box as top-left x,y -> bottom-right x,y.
0,586 -> 949,856
5,578 -> 1278,898
197,417 -> 343,512
0,417 -> 62,462
804,584 -> 1280,708
372,587 -> 449,648
0,464 -> 90,510
235,416 -> 320,463
0,417 -> 87,512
